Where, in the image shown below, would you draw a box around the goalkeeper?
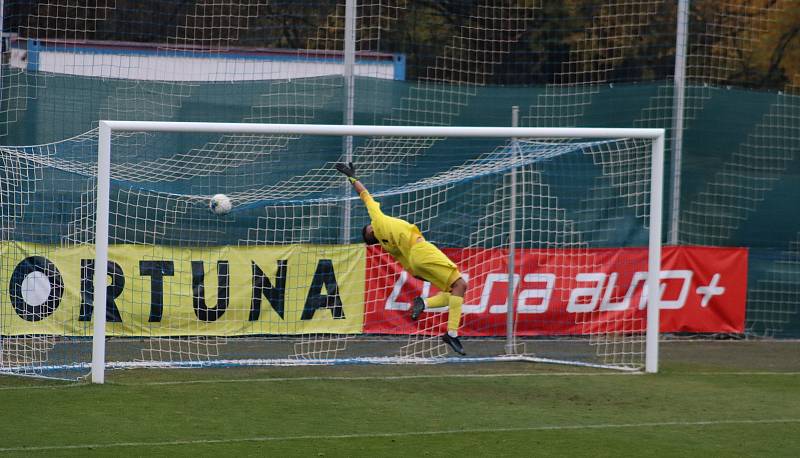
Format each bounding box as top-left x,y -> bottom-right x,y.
336,162 -> 467,355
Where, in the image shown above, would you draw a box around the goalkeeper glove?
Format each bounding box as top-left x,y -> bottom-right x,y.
335,162 -> 358,183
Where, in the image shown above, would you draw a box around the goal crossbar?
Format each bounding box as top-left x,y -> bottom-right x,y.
99,121 -> 665,139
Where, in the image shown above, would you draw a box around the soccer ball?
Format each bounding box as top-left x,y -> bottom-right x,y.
209,194 -> 232,215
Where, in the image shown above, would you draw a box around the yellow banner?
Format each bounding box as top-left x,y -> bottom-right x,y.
0,242 -> 365,336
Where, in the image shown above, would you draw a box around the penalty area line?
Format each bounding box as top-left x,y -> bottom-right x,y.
1,418 -> 799,452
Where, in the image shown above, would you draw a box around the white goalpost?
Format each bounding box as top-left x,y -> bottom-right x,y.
0,121 -> 663,382
90,122 -> 664,383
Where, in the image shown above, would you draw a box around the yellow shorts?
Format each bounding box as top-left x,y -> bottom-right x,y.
408,241 -> 462,292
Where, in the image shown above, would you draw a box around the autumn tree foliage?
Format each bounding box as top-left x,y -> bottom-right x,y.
4,0 -> 798,89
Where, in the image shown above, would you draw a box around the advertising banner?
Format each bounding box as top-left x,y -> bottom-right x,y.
364,245 -> 747,336
0,242 -> 365,336
1,242 -> 746,337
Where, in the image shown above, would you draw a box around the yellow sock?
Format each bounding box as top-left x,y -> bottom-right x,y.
425,292 -> 450,308
447,295 -> 464,335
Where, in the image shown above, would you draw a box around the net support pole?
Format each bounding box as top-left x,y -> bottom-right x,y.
505,106 -> 519,355
646,133 -> 665,374
91,122 -> 111,384
669,0 -> 689,245
341,0 -> 357,243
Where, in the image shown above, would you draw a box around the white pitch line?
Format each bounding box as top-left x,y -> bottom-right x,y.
0,372 -> 624,391
116,371 -> 640,386
0,372 -> 634,391
1,418 -> 799,453
127,370 -> 800,387
2,370 -> 800,391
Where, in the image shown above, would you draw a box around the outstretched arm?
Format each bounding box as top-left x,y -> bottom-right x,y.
335,162 -> 367,195
336,162 -> 384,221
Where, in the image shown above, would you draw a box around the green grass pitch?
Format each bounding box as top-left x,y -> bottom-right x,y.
1,341 -> 798,457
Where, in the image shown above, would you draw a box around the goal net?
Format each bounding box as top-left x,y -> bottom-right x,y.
0,123 -> 663,381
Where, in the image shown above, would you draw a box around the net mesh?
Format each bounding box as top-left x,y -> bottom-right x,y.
0,132 -> 655,378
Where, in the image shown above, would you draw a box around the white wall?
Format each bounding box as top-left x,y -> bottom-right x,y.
13,47 -> 399,82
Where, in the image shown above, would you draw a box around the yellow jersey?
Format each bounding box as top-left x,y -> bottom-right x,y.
360,190 -> 422,274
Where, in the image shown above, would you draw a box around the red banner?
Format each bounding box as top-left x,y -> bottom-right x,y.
364,245 -> 747,336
